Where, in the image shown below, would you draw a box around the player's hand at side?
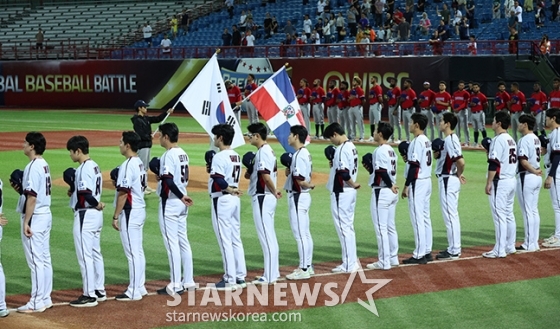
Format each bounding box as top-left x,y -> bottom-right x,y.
10,182 -> 21,193
24,224 -> 33,237
244,171 -> 251,179
182,196 -> 194,207
67,189 -> 72,197
328,160 -> 333,168
485,182 -> 492,195
352,182 -> 361,189
459,174 -> 467,184
309,184 -> 315,190
544,176 -> 553,189
390,185 -> 399,194
534,168 -> 543,176
401,186 -> 409,198
0,214 -> 7,227
96,202 -> 105,211
274,190 -> 282,199
285,168 -> 290,177
112,218 -> 120,231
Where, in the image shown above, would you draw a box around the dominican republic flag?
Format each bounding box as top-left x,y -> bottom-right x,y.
248,66 -> 307,153
175,53 -> 245,149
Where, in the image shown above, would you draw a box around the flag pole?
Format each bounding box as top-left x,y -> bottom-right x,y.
233,62 -> 290,112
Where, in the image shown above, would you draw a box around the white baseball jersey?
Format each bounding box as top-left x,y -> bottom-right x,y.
0,179 -> 3,214
116,157 -> 146,209
18,158 -> 51,214
489,132 -> 517,179
368,144 -> 397,187
248,144 -> 277,196
209,149 -> 242,193
327,140 -> 358,192
74,159 -> 102,209
283,147 -> 312,193
517,133 -> 541,173
436,133 -> 463,175
407,135 -> 432,179
545,127 -> 560,174
159,147 -> 189,199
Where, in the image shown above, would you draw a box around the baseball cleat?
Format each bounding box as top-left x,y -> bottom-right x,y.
506,249 -> 517,255
424,253 -> 434,262
70,295 -> 99,308
236,279 -> 247,289
44,303 -> 53,309
366,262 -> 390,270
436,250 -> 461,260
252,277 -> 276,285
515,246 -> 540,253
115,294 -> 142,301
95,290 -> 107,302
543,235 -> 556,243
482,251 -> 506,258
368,137 -> 374,142
286,268 -> 311,280
214,279 -> 237,291
542,236 -> 560,247
17,305 -> 47,313
156,287 -> 185,295
183,283 -> 197,291
402,256 -> 428,264
307,265 -> 315,275
0,309 -> 9,317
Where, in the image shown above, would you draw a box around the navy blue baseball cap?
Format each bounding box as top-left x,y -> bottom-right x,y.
134,100 -> 149,109
432,138 -> 445,152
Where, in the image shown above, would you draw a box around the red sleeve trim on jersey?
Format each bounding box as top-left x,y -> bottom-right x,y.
294,175 -> 305,181
210,173 -> 225,179
450,155 -> 464,162
116,186 -> 131,193
24,189 -> 37,197
258,169 -> 271,174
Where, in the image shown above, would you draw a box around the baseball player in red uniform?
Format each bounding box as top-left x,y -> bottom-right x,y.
451,80 -> 471,146
419,82 -> 436,140
508,82 -> 527,141
66,136 -> 106,307
386,77 -> 402,142
310,79 -> 326,139
433,81 -> 452,140
529,82 -> 548,136
469,82 -> 488,147
246,123 -> 281,285
549,78 -> 560,108
209,124 -> 247,290
368,77 -> 384,142
543,108 -> 560,248
337,81 -> 351,136
112,131 -> 148,301
243,74 -> 259,126
285,125 -> 315,280
435,112 -> 466,259
399,79 -> 417,142
483,111 -> 517,258
0,180 -> 8,317
226,80 -> 243,123
297,79 -> 312,130
515,115 -> 542,252
348,76 -> 366,142
494,81 -> 511,112
366,122 -> 399,270
326,80 -> 340,125
323,122 -> 361,273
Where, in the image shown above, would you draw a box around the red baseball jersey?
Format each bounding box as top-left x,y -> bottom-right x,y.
550,90 -> 560,108
311,86 -> 326,104
469,92 -> 488,112
419,89 -> 436,108
369,84 -> 383,105
452,89 -> 470,111
297,87 -> 312,105
244,82 -> 258,97
227,85 -> 242,105
387,86 -> 401,106
348,86 -> 365,107
325,88 -> 340,107
529,91 -> 548,113
494,91 -> 510,110
400,88 -> 417,109
434,91 -> 452,111
337,90 -> 350,109
509,90 -> 526,113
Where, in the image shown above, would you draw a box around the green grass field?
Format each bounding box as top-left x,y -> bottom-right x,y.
1,109 -> 559,327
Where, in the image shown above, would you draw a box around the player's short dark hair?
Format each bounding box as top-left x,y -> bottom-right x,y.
323,122 -> 345,139
494,110 -> 511,129
512,82 -> 519,89
553,77 -> 560,83
290,125 -> 308,144
301,78 -> 308,85
439,80 -> 446,86
66,135 -> 89,154
498,81 -> 506,87
405,79 -> 413,86
458,80 -> 465,84
377,121 -> 393,140
534,81 -> 541,86
442,112 -> 458,130
411,113 -> 428,131
340,81 -> 349,89
212,123 -> 235,146
122,131 -> 141,152
518,114 -> 536,130
546,108 -> 560,124
389,77 -> 396,82
159,122 -> 179,143
247,122 -> 268,140
371,76 -> 378,82
248,73 -> 255,80
26,131 -> 46,155
472,82 -> 481,87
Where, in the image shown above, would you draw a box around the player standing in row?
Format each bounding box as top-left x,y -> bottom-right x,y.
16,132 -> 53,313
419,82 -> 436,141
365,122 -> 399,270
284,125 -> 315,280
226,80 -> 243,123
66,136 -> 106,307
433,81 -> 452,140
509,82 -> 527,141
156,123 -> 196,295
400,79 -> 418,143
337,81 -> 351,136
323,123 -> 361,273
483,111 -> 517,258
246,123 -> 281,285
434,113 -> 466,260
402,114 -> 433,264
469,82 -> 488,147
451,80 -> 470,146
529,82 -> 548,136
515,115 -> 542,252
543,108 -> 560,248
0,180 -> 9,317
368,77 -> 384,142
325,80 -> 340,125
131,100 -> 173,194
550,78 -> 560,110
386,77 -> 402,143
348,77 -> 366,142
310,79 -> 326,139
112,131 -> 148,301
494,81 -> 511,113
244,74 -> 259,125
208,124 -> 247,290
297,79 -> 312,131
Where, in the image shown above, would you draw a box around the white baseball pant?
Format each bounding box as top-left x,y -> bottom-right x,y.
389,105 -> 402,140
402,108 -> 414,141
74,209 -> 105,298
534,111 -> 545,132
252,194 -> 280,282
550,178 -> 560,239
211,195 -> 247,284
510,112 -> 522,141
488,178 -> 517,256
300,103 -> 311,131
408,178 -> 433,258
21,213 -> 53,309
312,103 -> 324,125
339,107 -> 350,135
471,111 -> 485,132
288,192 -> 313,269
119,208 -> 147,299
370,188 -> 399,269
369,103 -> 382,126
0,227 -> 5,310
517,173 -> 542,251
327,105 -> 338,124
420,109 -> 435,140
348,105 -> 364,140
137,148 -> 150,171
438,175 -> 462,255
331,189 -> 359,271
245,101 -> 259,125
457,109 -> 470,144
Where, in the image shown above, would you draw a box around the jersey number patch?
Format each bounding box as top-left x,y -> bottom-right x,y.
509,148 -> 517,164
232,164 -> 241,184
180,165 -> 189,183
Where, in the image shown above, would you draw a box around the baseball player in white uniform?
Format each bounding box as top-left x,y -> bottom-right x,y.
323,123 -> 361,273
484,111 -> 518,258
246,123 -> 281,285
17,132 -> 53,313
365,122 -> 399,270
0,180 -> 9,317
112,131 -> 148,300
156,123 -> 195,295
208,124 -> 247,290
515,115 -> 542,252
402,114 -> 433,264
543,108 -> 560,248
66,136 -> 106,307
284,125 -> 315,280
434,113 -> 466,260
